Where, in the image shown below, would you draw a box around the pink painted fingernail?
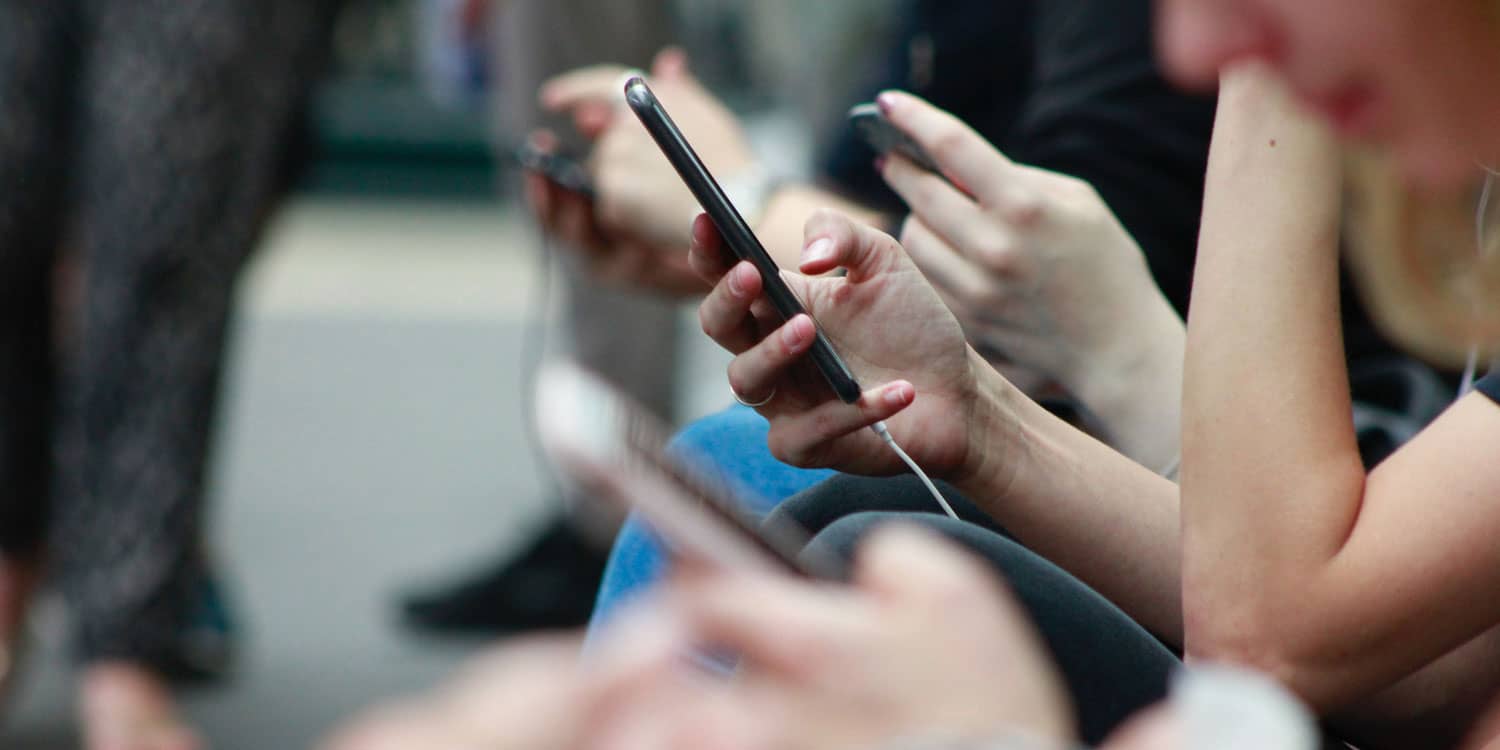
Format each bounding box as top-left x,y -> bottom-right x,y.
782,316 -> 813,349
877,91 -> 898,116
884,382 -> 913,407
803,238 -> 835,265
728,264 -> 751,297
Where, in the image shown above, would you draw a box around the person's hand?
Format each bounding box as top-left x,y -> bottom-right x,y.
322,529 -> 1081,750
526,47 -> 755,299
691,207 -> 1011,480
523,130 -> 705,295
321,637 -> 594,749
541,47 -> 756,250
649,526 -> 1077,749
320,624 -> 735,750
875,91 -> 1185,412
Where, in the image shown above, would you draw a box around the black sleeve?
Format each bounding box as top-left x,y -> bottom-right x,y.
1476,372 -> 1500,404
1008,0 -> 1216,316
816,0 -> 1038,215
820,0 -> 1214,316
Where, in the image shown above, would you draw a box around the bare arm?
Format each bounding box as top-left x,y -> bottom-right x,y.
958,366 -> 1185,644
537,56 -> 883,276
756,184 -> 885,270
1181,65 -> 1500,711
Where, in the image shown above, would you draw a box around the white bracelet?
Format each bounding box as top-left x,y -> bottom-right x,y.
1158,454 -> 1181,481
720,164 -> 782,227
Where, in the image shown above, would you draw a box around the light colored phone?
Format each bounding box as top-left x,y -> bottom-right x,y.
535,363 -> 841,578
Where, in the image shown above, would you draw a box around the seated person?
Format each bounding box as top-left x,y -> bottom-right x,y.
325,527 -> 1323,749
563,0 -> 1453,648
687,63 -> 1500,749
340,0 -> 1500,746
542,0 -> 1217,637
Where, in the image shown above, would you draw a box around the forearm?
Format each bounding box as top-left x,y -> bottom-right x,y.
1180,67 -> 1366,674
1067,292 -> 1186,476
957,357 -> 1184,645
756,185 -> 885,269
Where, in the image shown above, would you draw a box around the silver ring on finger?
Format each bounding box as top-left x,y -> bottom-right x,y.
732,386 -> 777,409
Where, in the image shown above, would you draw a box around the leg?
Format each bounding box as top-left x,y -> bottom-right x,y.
767,472 -> 1001,538
0,0 -> 73,562
56,1 -> 331,744
402,0 -> 685,637
495,0 -> 683,419
57,0 -> 328,672
585,406 -> 835,644
0,0 -> 76,690
805,511 -> 1178,746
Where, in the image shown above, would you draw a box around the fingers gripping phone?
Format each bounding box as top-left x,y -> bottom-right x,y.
623,76 -> 863,405
515,143 -> 596,198
848,103 -> 942,175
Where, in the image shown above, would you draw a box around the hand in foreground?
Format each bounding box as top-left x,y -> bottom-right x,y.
322,527 -> 1078,750
655,526 -> 1077,749
875,91 -> 1185,408
320,625 -> 741,750
691,208 -> 1008,480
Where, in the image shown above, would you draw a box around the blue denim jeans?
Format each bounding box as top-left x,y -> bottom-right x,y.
584,405 -> 834,643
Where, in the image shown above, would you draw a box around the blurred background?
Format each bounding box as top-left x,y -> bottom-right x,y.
0,0 -> 901,746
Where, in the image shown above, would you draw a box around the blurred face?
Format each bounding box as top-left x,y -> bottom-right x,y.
1158,0 -> 1500,187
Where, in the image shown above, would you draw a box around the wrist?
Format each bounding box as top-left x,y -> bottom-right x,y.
1069,290 -> 1182,397
720,162 -> 782,227
1062,296 -> 1185,472
950,348 -> 1031,501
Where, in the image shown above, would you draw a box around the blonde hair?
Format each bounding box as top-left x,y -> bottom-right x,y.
1342,149 -> 1500,368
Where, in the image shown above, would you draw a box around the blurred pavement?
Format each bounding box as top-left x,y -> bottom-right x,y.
0,197 -> 726,748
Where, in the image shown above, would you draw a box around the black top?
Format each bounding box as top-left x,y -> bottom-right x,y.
816,0 -> 1443,384
818,0 -> 1215,316
1477,372 -> 1500,403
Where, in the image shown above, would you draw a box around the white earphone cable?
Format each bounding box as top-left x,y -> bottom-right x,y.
870,421 -> 959,520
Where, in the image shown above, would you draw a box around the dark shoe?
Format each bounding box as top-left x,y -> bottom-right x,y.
157,564 -> 239,686
400,517 -> 607,636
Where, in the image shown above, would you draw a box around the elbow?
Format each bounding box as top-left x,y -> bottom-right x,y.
1182,586 -> 1346,712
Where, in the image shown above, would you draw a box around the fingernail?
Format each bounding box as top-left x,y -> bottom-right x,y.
728,264 -> 750,297
803,238 -> 834,265
873,155 -> 887,173
782,316 -> 813,349
884,382 -> 913,407
877,91 -> 898,116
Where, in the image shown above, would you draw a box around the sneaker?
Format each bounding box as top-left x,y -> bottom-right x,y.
399,517 -> 607,635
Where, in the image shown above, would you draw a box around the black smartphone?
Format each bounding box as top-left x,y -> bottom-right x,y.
624,76 -> 863,405
536,364 -> 843,579
848,103 -> 943,176
515,143 -> 596,198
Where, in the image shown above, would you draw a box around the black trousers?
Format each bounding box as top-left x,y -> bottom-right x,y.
0,0 -> 335,666
766,474 -> 1180,746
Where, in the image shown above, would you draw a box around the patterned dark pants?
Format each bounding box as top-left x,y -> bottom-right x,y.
0,0 -> 333,667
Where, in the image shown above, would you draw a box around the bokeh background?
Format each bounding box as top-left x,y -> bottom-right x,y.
1,1 -> 900,746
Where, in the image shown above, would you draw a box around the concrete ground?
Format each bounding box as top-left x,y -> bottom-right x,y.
0,198 -> 727,749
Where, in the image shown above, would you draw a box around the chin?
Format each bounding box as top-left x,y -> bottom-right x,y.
1395,140 -> 1488,192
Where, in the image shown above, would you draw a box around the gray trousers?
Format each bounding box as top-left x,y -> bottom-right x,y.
0,0 -> 333,666
493,0 -> 683,422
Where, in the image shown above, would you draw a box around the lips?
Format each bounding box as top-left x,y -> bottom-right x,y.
1304,83 -> 1381,137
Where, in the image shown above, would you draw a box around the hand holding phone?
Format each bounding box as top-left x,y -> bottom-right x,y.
849,103 -> 943,175
515,142 -> 596,198
623,76 -> 864,404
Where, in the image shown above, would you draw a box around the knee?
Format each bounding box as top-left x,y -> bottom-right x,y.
669,406 -> 769,460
